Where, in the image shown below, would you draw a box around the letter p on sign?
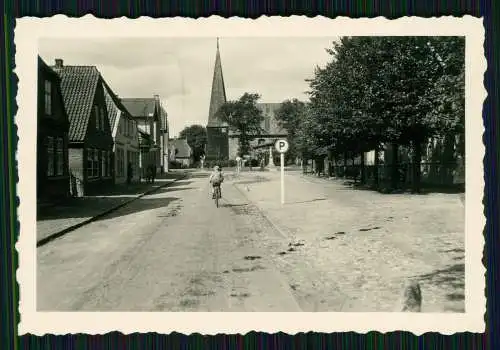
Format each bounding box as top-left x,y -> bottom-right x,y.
275,139 -> 289,154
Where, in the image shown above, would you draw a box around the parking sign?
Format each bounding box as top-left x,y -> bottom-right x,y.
275,139 -> 289,154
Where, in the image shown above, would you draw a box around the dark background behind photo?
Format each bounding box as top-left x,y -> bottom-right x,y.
1,1 -> 497,349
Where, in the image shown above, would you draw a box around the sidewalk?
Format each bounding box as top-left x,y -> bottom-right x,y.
37,173 -> 186,246
231,171 -> 465,312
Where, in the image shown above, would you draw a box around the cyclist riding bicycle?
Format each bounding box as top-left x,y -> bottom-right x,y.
209,165 -> 224,199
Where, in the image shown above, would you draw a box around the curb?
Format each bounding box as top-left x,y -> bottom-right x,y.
36,173 -> 188,248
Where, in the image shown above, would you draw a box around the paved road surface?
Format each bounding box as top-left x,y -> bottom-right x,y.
37,172 -> 302,311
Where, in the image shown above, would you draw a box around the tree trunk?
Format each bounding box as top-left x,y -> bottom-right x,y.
343,152 -> 348,179
412,140 -> 422,193
391,143 -> 399,190
360,152 -> 366,184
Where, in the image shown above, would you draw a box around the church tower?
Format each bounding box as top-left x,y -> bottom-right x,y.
205,38 -> 229,161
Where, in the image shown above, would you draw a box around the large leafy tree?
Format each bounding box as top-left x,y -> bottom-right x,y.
179,124 -> 207,162
216,92 -> 264,156
275,98 -> 307,162
306,36 -> 464,191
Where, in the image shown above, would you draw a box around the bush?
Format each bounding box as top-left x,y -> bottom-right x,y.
169,161 -> 182,169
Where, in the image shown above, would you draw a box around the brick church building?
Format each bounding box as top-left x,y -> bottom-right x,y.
205,39 -> 287,162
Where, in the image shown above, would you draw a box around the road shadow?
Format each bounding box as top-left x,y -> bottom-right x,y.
221,203 -> 249,209
98,197 -> 179,220
234,176 -> 272,185
37,195 -> 179,222
304,175 -> 464,196
349,181 -> 465,196
155,187 -> 196,194
186,172 -> 210,179
286,198 -> 328,205
415,263 -> 465,303
163,180 -> 193,188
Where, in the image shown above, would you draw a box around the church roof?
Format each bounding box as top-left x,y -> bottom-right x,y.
207,38 -> 227,128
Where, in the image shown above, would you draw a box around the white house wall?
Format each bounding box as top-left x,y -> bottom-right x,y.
114,116 -> 140,184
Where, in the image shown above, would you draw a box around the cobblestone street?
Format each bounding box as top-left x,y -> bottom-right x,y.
37,170 -> 465,312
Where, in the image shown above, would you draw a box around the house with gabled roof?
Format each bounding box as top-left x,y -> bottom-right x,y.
169,138 -> 193,167
37,56 -> 70,205
121,96 -> 163,178
103,82 -> 140,184
51,59 -> 114,196
159,102 -> 170,172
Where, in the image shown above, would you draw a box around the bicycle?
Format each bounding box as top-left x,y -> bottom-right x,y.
213,184 -> 221,208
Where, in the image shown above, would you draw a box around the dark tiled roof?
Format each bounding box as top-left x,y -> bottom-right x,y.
103,86 -> 120,133
51,65 -> 100,142
170,138 -> 192,159
121,98 -> 157,119
38,56 -> 59,78
102,81 -> 134,135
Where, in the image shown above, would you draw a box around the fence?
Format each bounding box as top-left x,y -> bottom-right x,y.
304,161 -> 464,189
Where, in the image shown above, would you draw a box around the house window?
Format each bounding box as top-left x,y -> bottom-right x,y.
46,136 -> 55,176
116,148 -> 125,177
86,148 -> 100,178
86,149 -> 95,178
106,151 -> 112,177
44,80 -> 52,115
56,138 -> 64,176
94,150 -> 99,177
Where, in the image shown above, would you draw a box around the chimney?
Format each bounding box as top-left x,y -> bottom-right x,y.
55,58 -> 63,68
154,94 -> 160,102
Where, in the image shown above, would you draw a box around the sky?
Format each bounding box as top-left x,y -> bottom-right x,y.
39,37 -> 338,137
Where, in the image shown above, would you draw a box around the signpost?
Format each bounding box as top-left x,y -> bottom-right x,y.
275,139 -> 289,205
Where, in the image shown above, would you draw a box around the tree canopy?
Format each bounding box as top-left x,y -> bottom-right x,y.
304,36 -> 465,190
275,98 -> 307,161
216,92 -> 264,156
179,124 -> 207,161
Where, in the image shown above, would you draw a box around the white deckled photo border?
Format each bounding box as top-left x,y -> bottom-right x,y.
15,15 -> 486,335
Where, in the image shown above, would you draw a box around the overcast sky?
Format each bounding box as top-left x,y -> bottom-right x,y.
39,37 -> 338,137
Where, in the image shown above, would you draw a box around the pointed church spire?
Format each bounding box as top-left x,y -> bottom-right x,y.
207,37 -> 227,127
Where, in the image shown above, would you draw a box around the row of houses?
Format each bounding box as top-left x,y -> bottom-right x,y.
37,56 -> 171,204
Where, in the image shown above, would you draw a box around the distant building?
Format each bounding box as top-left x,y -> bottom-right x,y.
37,56 -> 70,204
205,38 -> 230,161
103,82 -> 140,184
121,96 -> 163,178
229,102 -> 287,161
159,103 -> 170,172
169,138 -> 193,167
51,59 -> 114,197
205,38 -> 287,162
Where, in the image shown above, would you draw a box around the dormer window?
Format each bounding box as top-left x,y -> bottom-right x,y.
44,80 -> 52,115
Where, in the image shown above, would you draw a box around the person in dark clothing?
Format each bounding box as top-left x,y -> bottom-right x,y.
127,162 -> 133,184
150,164 -> 156,184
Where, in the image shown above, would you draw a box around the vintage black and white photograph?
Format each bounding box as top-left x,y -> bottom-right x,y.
16,16 -> 485,335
